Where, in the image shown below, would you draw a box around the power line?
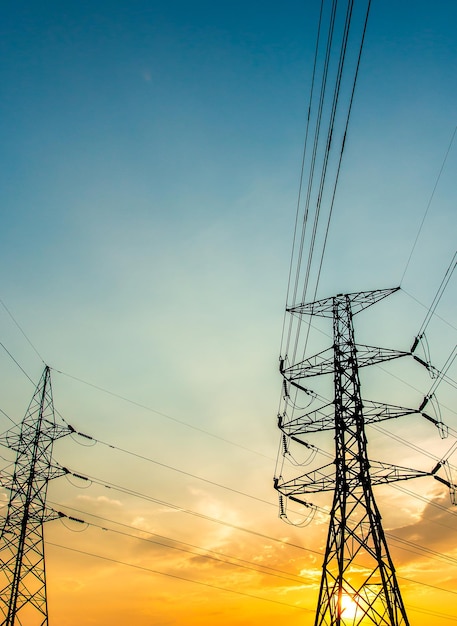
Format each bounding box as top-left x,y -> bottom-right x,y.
46,541 -> 315,612
0,406 -> 18,428
386,527 -> 457,568
402,287 -> 457,334
53,367 -> 273,460
282,1 -> 373,366
287,0 -> 339,330
405,603 -> 457,622
391,482 -> 457,521
65,434 -> 277,508
57,459 -> 457,576
67,383 -> 457,529
310,0 -> 373,302
57,468 -> 320,556
375,359 -> 457,418
78,419 -> 457,532
397,575 -> 457,598
52,504 -> 309,586
287,0 -> 374,377
51,501 -> 457,602
5,327 -> 456,475
280,0 -> 325,354
400,125 -> 457,285
0,298 -> 45,364
411,250 -> 457,352
0,346 -> 276,463
0,341 -> 36,389
369,423 -> 457,475
44,543 -> 457,622
3,350 -> 451,547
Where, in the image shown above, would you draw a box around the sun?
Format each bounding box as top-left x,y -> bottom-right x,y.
340,593 -> 360,620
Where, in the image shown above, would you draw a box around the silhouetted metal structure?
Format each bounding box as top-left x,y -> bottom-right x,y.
275,288 -> 454,625
0,366 -> 68,626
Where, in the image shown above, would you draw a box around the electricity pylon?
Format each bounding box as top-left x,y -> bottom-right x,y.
275,288 -> 455,626
0,366 -> 69,626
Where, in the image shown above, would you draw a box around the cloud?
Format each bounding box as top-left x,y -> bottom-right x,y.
76,494 -> 123,509
387,492 -> 457,569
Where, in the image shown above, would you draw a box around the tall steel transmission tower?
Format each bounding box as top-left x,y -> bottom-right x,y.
275,288 -> 454,626
0,366 -> 69,626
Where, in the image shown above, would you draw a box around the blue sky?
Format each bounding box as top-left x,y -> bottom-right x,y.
1,2 -> 456,624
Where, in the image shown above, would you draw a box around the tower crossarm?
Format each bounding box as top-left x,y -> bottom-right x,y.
275,462 -> 336,495
368,460 -> 431,485
287,287 -> 399,318
0,421 -> 71,453
0,461 -> 66,493
353,344 -> 410,368
274,459 -> 430,500
362,400 -> 419,422
279,402 -> 335,433
283,347 -> 335,379
282,344 -> 409,382
279,399 -> 420,436
46,462 -> 69,482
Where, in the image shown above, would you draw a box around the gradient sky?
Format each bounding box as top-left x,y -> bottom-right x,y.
1,1 -> 456,625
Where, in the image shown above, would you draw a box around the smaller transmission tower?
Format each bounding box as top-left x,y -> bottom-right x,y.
275,288 -> 455,626
0,366 -> 69,626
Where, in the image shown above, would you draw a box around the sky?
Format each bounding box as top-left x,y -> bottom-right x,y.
0,1 -> 456,625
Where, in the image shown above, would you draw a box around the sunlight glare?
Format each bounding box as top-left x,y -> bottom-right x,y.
340,593 -> 360,620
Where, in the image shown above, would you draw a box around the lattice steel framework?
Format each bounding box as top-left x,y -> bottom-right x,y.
0,366 -> 68,626
275,288 -> 453,626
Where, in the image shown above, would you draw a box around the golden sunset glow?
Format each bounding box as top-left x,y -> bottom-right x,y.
340,594 -> 360,620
